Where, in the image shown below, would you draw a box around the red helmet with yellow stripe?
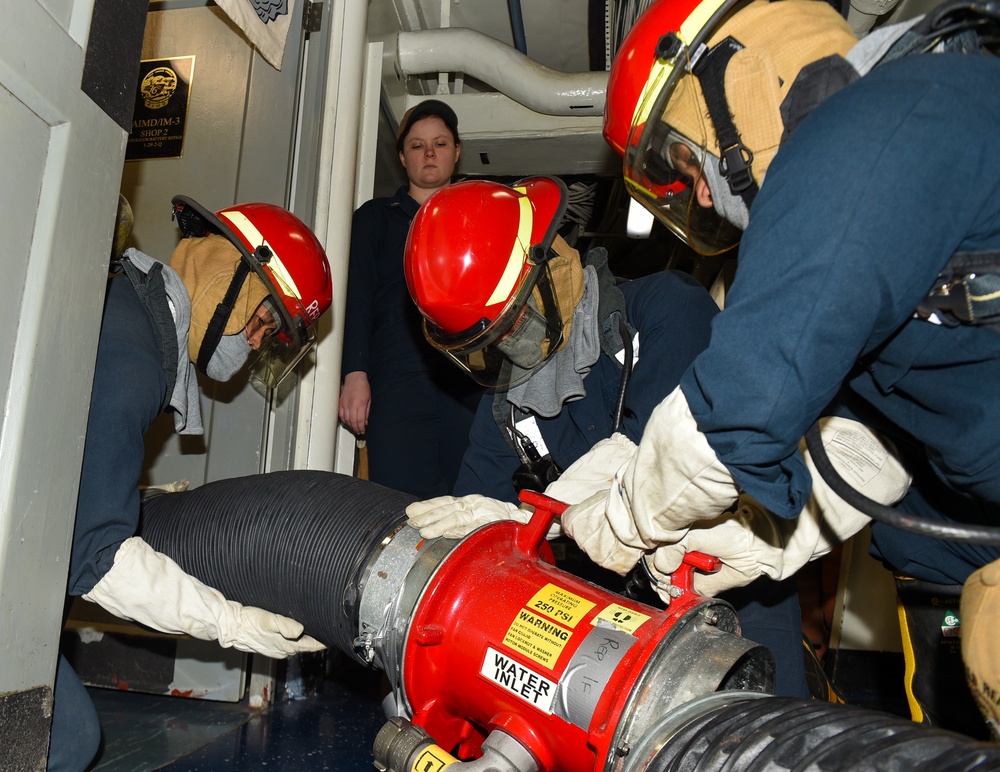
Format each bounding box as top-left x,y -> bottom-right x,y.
604,0 -> 855,255
171,196 -> 332,387
404,176 -> 569,388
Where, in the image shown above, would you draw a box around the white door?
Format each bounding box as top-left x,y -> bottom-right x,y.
0,0 -> 132,763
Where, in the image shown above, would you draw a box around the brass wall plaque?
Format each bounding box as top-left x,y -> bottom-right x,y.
126,56 -> 195,161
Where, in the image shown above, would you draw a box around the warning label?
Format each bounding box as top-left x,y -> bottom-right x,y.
593,603 -> 650,635
826,425 -> 889,488
503,608 -> 573,667
481,646 -> 557,713
410,745 -> 456,772
527,583 -> 596,627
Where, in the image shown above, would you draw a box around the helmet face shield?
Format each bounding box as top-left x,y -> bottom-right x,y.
625,56 -> 741,256
425,261 -> 564,389
247,246 -> 312,354
244,292 -> 317,391
248,321 -> 317,391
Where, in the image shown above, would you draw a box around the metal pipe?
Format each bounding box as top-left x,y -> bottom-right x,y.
508,0 -> 528,54
395,28 -> 608,116
297,0 -> 370,473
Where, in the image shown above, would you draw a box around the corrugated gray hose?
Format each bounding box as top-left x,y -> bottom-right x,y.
646,695 -> 1000,771
139,470 -> 413,661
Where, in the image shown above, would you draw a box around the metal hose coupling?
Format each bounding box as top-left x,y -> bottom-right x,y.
374,717 -> 538,772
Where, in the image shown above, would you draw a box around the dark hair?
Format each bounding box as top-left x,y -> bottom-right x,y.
395,99 -> 460,153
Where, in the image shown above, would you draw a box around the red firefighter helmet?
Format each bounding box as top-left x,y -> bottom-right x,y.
404,176 -> 569,388
605,0 -> 856,256
604,0 -> 744,256
602,0 -> 700,159
171,196 -> 333,387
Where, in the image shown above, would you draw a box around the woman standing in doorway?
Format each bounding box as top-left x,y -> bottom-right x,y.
339,99 -> 482,497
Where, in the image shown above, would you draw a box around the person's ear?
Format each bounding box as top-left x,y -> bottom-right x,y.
454,142 -> 461,163
694,175 -> 713,209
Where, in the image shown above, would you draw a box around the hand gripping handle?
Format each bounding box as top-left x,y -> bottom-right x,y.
670,551 -> 722,593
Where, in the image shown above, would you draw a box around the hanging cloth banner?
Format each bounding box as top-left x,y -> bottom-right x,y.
214,0 -> 297,70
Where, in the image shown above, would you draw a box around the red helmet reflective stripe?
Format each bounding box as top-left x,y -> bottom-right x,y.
486,192 -> 533,307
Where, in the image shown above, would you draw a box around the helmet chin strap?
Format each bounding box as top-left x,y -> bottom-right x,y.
526,245 -> 567,362
692,36 -> 760,209
196,259 -> 252,376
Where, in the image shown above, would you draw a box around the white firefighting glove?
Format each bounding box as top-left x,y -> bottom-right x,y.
548,433 -> 643,572
645,416 -> 912,599
83,537 -> 325,659
561,387 -> 739,574
544,433 -> 638,505
407,434 -> 640,542
406,495 -> 533,539
543,433 -> 640,540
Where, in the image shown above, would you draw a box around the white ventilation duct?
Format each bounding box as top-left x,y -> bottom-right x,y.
395,28 -> 608,116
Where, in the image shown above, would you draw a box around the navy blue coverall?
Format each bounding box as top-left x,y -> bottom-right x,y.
52,273 -> 170,771
342,186 -> 482,497
680,54 -> 1000,585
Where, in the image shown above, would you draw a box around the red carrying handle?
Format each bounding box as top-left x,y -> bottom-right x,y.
670,551 -> 722,593
516,490 -> 568,555
517,492 -> 722,595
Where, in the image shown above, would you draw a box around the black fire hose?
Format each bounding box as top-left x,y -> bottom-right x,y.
139,470 -> 414,662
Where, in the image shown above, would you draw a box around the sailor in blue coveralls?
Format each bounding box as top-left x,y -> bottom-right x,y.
50,196 -> 330,771
573,0 -> 1000,617
563,0 -> 1000,733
